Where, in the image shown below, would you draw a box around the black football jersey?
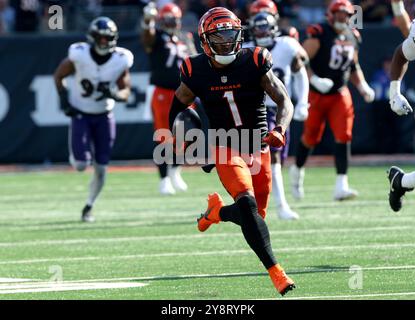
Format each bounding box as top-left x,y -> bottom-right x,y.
148,29 -> 194,90
180,47 -> 272,151
307,23 -> 361,94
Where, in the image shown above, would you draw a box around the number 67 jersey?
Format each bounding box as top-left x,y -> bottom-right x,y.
307,23 -> 361,94
67,42 -> 134,114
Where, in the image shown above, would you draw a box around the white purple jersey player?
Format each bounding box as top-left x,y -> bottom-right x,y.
54,17 -> 133,222
244,11 -> 309,220
244,12 -> 309,163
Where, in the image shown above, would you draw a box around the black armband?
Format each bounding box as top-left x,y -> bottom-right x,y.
169,95 -> 189,130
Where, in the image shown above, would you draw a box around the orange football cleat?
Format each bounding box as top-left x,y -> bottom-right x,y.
268,264 -> 296,296
197,192 -> 224,232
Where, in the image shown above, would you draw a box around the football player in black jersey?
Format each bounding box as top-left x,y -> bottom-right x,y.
141,2 -> 197,195
289,0 -> 375,202
169,7 -> 295,296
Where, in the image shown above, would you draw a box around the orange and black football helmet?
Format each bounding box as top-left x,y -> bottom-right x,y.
158,3 -> 182,34
198,7 -> 243,65
249,0 -> 279,17
327,0 -> 355,31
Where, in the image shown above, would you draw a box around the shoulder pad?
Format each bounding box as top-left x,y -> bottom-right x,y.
306,24 -> 324,37
116,47 -> 134,69
180,57 -> 193,78
68,42 -> 88,63
252,47 -> 272,69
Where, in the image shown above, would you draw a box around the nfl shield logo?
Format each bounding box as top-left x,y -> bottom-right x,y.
221,76 -> 227,83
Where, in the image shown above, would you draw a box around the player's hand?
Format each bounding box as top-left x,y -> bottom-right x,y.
95,83 -> 119,101
58,89 -> 78,117
293,102 -> 309,122
310,75 -> 334,94
263,127 -> 286,148
390,93 -> 413,116
358,81 -> 376,103
143,2 -> 158,22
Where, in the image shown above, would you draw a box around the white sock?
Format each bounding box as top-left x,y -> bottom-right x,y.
335,174 -> 349,191
272,163 -> 288,209
87,164 -> 107,206
402,171 -> 415,189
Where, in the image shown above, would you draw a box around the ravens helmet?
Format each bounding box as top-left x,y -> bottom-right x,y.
87,17 -> 119,56
249,12 -> 278,48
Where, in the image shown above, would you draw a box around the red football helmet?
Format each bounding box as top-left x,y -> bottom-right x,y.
198,7 -> 243,65
327,0 -> 355,24
249,0 -> 278,17
158,3 -> 182,34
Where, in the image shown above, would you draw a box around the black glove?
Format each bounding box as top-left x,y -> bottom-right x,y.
58,89 -> 78,117
95,82 -> 121,101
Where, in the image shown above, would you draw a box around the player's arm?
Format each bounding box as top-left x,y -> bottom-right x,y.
389,36 -> 414,115
350,51 -> 375,103
392,0 -> 411,38
302,37 -> 334,94
169,82 -> 196,129
141,2 -> 158,53
114,69 -> 131,102
291,45 -> 310,121
54,58 -> 77,116
261,69 -> 294,148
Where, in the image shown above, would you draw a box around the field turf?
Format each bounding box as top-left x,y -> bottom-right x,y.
0,165 -> 414,300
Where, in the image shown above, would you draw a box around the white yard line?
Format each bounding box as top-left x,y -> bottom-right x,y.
0,282 -> 148,294
0,278 -> 33,283
2,242 -> 415,265
282,291 -> 415,300
0,225 -> 413,248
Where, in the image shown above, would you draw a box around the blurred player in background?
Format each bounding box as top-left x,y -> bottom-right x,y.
387,19 -> 415,212
391,0 -> 412,37
289,0 -> 375,201
141,1 -> 197,195
54,17 -> 134,222
170,7 -> 296,296
245,0 -> 309,220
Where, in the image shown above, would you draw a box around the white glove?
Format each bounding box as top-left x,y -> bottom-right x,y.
357,81 -> 375,103
310,74 -> 334,94
143,2 -> 158,21
293,102 -> 309,122
390,94 -> 413,116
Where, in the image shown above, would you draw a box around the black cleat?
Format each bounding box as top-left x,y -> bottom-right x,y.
280,284 -> 296,297
387,166 -> 413,212
81,204 -> 95,222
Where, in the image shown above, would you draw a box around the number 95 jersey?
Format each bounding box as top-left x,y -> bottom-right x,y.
67,42 -> 134,114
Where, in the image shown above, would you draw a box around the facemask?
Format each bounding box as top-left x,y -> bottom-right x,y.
334,21 -> 348,31
256,36 -> 275,48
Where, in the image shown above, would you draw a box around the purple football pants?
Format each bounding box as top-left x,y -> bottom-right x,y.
69,112 -> 116,165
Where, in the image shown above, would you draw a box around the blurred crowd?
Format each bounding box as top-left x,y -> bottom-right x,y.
1,0 -> 415,34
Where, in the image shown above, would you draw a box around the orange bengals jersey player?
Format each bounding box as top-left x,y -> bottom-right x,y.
289,0 -> 375,202
169,7 -> 296,296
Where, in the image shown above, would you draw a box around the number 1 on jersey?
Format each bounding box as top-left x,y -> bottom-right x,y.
223,91 -> 242,127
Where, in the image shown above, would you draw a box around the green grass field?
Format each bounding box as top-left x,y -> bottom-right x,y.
0,164 -> 414,300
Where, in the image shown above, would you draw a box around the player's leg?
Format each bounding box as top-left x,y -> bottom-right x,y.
290,91 -> 326,199
152,87 -> 175,195
328,89 -> 358,201
387,166 -> 415,212
83,113 -> 116,222
152,87 -> 187,194
266,108 -> 298,220
199,148 -> 295,295
69,115 -> 91,172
